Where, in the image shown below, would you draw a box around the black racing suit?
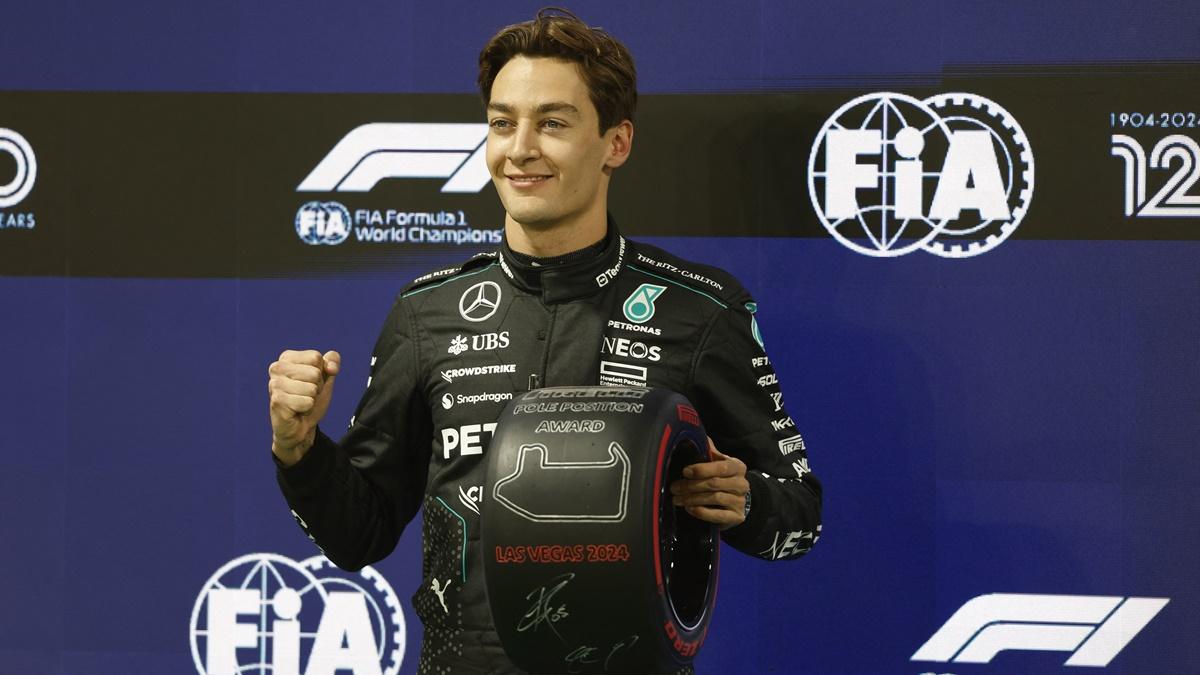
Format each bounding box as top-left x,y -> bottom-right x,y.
276,223 -> 822,674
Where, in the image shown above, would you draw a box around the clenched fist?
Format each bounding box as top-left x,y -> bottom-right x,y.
268,349 -> 341,466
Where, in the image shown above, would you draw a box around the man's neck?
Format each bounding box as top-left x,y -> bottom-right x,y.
504,209 -> 608,258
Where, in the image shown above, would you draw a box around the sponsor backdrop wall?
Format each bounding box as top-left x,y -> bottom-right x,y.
2,2 -> 1197,673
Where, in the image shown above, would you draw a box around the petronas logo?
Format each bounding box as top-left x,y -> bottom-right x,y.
623,284 -> 666,324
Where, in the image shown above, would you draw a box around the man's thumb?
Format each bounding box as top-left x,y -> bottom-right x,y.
322,350 -> 342,377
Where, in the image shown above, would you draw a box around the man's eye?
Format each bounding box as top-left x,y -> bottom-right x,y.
543,120 -> 564,129
489,119 -> 512,129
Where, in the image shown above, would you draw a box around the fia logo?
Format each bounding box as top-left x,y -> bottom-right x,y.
809,93 -> 1034,258
190,553 -> 405,675
297,123 -> 490,193
1111,134 -> 1200,217
296,201 -> 352,245
623,284 -> 666,324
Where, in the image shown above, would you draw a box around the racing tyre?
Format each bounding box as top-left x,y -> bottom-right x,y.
482,386 -> 719,674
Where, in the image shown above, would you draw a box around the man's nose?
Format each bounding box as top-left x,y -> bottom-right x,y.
508,124 -> 541,163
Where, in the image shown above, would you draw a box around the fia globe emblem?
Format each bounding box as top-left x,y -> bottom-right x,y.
190,553 -> 405,675
808,92 -> 1034,258
622,284 -> 666,324
296,201 -> 352,245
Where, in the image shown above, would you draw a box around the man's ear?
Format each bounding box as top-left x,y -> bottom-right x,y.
604,120 -> 634,169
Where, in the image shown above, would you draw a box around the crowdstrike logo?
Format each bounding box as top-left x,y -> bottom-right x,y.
912,593 -> 1169,667
190,553 -> 405,675
298,123 -> 490,193
809,92 -> 1034,258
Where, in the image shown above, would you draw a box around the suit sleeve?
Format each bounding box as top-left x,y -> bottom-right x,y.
274,297 -> 432,571
686,297 -> 822,561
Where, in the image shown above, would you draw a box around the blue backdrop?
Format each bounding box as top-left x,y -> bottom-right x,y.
1,2 -> 1197,674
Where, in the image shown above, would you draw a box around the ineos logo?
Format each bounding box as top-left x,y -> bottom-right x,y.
459,281 -> 502,322
602,336 -> 661,362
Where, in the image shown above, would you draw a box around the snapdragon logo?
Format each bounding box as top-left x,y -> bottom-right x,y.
809,93 -> 1034,258
912,593 -> 1168,667
190,553 -> 406,675
298,123 -> 489,194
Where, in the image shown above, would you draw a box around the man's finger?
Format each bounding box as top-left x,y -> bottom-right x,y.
673,490 -> 741,509
273,378 -> 320,398
682,458 -> 739,480
670,475 -> 748,495
279,349 -> 325,367
270,361 -> 324,384
684,504 -> 743,528
271,392 -> 316,414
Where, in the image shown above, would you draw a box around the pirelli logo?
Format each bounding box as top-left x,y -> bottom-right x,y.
777,434 -> 805,456
676,404 -> 700,427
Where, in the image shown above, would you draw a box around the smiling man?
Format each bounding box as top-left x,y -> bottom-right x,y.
268,9 -> 822,674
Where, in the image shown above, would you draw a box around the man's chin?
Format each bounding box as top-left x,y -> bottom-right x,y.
503,205 -> 561,231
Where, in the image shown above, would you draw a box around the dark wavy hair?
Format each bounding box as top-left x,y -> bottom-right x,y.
478,7 -> 637,135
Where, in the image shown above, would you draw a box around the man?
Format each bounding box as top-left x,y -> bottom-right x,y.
268,9 -> 821,674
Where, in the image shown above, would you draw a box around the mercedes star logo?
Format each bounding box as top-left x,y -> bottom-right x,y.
459,281 -> 502,322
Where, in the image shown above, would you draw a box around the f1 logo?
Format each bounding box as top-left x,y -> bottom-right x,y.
912,593 -> 1169,667
298,123 -> 490,193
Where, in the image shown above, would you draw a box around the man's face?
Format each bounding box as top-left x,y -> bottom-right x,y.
486,56 -> 629,231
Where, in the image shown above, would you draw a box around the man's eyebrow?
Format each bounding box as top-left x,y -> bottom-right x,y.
535,102 -> 580,116
487,101 -> 581,116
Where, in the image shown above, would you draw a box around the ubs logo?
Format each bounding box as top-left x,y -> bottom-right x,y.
808,92 -> 1034,258
190,553 -> 405,675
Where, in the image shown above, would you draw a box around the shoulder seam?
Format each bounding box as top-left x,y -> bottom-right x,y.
628,264 -> 728,309
401,261 -> 498,298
